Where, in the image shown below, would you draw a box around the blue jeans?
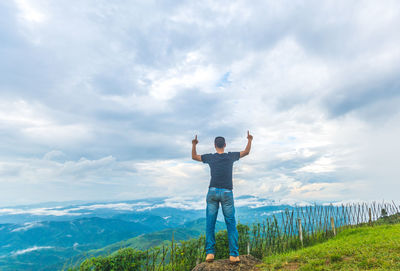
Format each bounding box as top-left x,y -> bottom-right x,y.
205,187 -> 239,257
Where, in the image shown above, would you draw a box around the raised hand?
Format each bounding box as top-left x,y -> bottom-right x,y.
192,135 -> 199,145
247,130 -> 253,141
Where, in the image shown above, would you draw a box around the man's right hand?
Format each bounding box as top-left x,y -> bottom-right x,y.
247,130 -> 253,141
240,131 -> 253,158
192,135 -> 199,145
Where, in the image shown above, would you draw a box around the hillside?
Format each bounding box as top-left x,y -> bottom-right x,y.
257,223 -> 400,270
85,218 -> 226,257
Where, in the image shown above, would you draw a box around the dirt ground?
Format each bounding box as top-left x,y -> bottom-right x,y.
192,255 -> 262,271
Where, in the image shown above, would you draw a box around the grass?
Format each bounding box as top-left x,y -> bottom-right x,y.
257,223 -> 400,270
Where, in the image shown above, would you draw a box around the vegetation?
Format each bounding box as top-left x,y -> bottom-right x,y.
258,220 -> 400,270
64,224 -> 250,271
85,222 -> 224,256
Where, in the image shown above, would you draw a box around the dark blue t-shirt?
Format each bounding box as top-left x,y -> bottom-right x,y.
201,152 -> 240,190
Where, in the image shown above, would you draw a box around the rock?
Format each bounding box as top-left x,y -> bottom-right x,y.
192,254 -> 262,271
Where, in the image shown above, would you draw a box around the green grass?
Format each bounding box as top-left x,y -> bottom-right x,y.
257,223 -> 400,270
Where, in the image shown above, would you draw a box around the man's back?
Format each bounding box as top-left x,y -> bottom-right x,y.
191,131 -> 253,263
201,152 -> 240,190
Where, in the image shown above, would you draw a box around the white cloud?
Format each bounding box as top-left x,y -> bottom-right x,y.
67,202 -> 150,212
148,51 -> 220,100
11,222 -> 43,232
296,156 -> 336,173
14,0 -> 46,24
43,150 -> 66,161
0,202 -> 155,216
0,100 -> 49,127
0,207 -> 81,217
11,246 -> 53,256
0,99 -> 92,146
137,197 -> 205,211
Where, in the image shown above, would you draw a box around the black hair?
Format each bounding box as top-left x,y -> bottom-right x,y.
214,136 -> 225,148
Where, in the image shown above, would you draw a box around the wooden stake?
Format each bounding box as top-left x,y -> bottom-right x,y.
369,208 -> 372,225
297,218 -> 303,247
171,231 -> 174,268
330,217 -> 336,236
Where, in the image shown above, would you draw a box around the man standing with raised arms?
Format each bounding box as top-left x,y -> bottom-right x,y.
191,131 -> 253,264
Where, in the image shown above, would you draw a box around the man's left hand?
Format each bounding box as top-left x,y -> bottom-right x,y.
192,135 -> 199,145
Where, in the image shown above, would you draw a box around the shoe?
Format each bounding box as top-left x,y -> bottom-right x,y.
229,255 -> 240,264
206,254 -> 214,263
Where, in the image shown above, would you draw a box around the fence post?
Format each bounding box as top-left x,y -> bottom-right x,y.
171,231 -> 174,269
297,218 -> 303,247
368,208 -> 372,226
330,217 -> 336,236
162,245 -> 165,271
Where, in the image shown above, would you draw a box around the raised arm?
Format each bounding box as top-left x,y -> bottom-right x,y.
192,135 -> 202,162
240,130 -> 253,158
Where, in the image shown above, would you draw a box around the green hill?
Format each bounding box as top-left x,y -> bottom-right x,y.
83,218 -> 226,257
257,223 -> 400,270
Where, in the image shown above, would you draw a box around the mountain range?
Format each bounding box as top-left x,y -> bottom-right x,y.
0,195 -> 306,270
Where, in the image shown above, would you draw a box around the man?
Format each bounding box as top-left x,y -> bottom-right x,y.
191,131 -> 253,264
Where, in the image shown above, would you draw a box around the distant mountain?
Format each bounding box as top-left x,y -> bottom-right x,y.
0,195 -> 310,271
0,195 -> 311,224
0,198 -> 204,224
0,216 -> 172,271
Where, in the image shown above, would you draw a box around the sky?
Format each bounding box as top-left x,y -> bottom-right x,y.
0,0 -> 399,207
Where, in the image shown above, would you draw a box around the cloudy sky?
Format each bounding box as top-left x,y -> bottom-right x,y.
0,0 -> 399,207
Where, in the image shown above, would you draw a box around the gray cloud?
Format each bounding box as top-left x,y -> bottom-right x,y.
324,72 -> 400,119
